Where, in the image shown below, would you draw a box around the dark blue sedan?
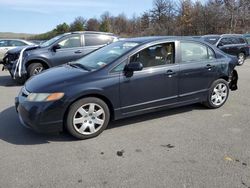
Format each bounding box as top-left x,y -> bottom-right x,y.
15,36 -> 239,139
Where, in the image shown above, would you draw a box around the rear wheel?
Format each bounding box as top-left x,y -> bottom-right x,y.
238,52 -> 245,66
27,63 -> 45,77
204,79 -> 229,109
66,97 -> 110,139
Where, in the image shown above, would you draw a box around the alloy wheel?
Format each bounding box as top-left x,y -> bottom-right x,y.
33,67 -> 43,75
73,103 -> 105,135
211,83 -> 228,106
238,53 -> 245,65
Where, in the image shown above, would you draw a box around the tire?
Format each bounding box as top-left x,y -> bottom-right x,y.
238,52 -> 245,66
204,79 -> 229,109
27,63 -> 44,77
66,97 -> 110,140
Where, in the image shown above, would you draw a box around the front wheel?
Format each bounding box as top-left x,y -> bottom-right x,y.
66,97 -> 110,139
204,79 -> 229,109
27,63 -> 45,77
238,52 -> 245,66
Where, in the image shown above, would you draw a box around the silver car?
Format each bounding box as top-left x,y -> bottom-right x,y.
0,39 -> 34,62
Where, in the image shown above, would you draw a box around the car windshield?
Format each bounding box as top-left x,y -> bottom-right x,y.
40,35 -> 63,47
73,41 -> 140,70
203,37 -> 220,45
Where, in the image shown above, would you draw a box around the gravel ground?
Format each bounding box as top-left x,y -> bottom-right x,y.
0,60 -> 250,188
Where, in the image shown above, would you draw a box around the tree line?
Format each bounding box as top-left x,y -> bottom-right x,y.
31,0 -> 250,40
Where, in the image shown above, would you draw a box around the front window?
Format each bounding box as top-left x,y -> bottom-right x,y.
218,38 -> 233,46
73,41 -> 140,70
9,40 -> 27,47
40,35 -> 64,48
203,37 -> 220,45
0,40 -> 9,47
129,42 -> 175,68
58,36 -> 81,49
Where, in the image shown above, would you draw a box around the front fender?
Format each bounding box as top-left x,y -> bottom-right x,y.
25,57 -> 51,68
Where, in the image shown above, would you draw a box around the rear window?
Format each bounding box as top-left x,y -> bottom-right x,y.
238,37 -> 246,44
246,37 -> 250,44
85,34 -> 114,46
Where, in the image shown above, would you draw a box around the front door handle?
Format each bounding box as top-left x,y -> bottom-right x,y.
74,50 -> 83,54
206,64 -> 214,70
165,70 -> 176,77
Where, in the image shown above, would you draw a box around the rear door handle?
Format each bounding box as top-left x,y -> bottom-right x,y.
165,70 -> 176,77
74,50 -> 83,54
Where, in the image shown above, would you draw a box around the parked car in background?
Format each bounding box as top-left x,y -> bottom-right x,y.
0,39 -> 34,62
243,34 -> 250,44
2,31 -> 118,83
201,34 -> 250,65
16,36 -> 238,139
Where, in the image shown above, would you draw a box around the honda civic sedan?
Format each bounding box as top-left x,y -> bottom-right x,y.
15,36 -> 238,139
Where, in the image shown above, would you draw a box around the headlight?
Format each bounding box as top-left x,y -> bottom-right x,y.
27,92 -> 64,102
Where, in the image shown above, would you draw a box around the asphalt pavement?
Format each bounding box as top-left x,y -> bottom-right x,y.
0,60 -> 250,188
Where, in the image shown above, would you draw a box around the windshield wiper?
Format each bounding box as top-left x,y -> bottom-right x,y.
67,62 -> 92,71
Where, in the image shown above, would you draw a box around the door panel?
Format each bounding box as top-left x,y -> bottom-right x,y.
179,42 -> 218,100
179,60 -> 217,97
120,42 -> 179,114
49,35 -> 84,66
50,47 -> 84,66
120,65 -> 179,114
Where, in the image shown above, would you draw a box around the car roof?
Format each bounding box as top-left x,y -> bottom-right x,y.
120,36 -> 204,44
62,31 -> 116,37
0,39 -> 34,44
202,34 -> 244,38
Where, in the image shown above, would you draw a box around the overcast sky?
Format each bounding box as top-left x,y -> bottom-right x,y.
0,0 -> 154,34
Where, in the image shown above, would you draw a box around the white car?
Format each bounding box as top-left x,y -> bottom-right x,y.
0,39 -> 34,62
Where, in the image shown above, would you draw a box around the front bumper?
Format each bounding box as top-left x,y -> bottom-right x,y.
15,94 -> 65,133
3,54 -> 28,81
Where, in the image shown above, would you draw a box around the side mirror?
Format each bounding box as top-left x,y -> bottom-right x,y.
124,62 -> 143,77
52,44 -> 61,52
217,43 -> 223,48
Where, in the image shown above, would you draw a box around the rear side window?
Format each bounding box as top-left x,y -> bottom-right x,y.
181,42 -> 215,62
85,34 -> 113,46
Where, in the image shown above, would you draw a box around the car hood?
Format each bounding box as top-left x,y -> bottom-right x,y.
7,45 -> 42,55
25,65 -> 90,93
